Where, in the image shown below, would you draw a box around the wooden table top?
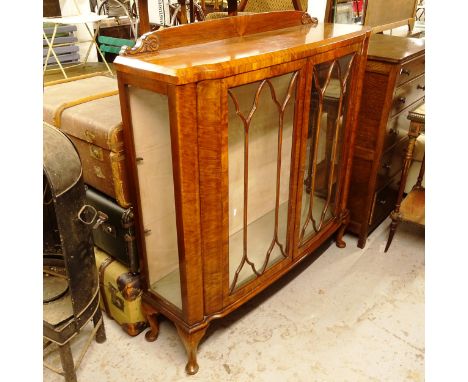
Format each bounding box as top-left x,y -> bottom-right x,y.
367,34 -> 425,63
115,11 -> 370,85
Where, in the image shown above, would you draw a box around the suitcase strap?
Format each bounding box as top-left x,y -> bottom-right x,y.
98,256 -> 115,317
53,89 -> 119,128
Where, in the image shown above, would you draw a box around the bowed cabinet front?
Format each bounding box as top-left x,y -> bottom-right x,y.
115,11 -> 370,374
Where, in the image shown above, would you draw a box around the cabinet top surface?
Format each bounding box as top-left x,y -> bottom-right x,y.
115,11 -> 369,85
367,34 -> 425,63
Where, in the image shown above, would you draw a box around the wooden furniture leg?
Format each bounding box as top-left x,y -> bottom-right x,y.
227,0 -> 238,15
175,324 -> 209,375
137,0 -> 150,34
413,153 -> 425,190
93,310 -> 106,344
178,0 -> 189,24
304,100 -> 320,194
189,0 -> 194,23
142,301 -> 160,342
58,343 -> 77,382
384,128 -> 419,252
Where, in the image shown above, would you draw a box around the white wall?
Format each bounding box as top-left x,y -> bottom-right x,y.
308,0 -> 328,22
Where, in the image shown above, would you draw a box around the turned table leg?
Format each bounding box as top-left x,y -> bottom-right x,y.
384,126 -> 420,252
142,301 -> 160,342
413,153 -> 425,191
176,324 -> 209,375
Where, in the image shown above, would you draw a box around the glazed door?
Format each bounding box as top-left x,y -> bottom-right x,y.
124,85 -> 184,311
295,50 -> 360,258
219,60 -> 308,304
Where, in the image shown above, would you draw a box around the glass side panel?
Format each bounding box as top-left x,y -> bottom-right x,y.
128,87 -> 182,309
299,54 -> 355,245
228,72 -> 298,293
332,0 -> 367,24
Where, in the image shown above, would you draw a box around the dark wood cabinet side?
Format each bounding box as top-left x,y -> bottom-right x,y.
347,34 -> 424,248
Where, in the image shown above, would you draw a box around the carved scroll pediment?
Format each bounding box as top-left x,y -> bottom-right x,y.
120,31 -> 160,56
302,12 -> 319,25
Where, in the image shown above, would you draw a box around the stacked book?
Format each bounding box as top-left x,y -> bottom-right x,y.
43,23 -> 80,66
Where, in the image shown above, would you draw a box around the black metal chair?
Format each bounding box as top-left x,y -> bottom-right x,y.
43,123 -> 106,382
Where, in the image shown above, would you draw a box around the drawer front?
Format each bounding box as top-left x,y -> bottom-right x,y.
396,55 -> 425,87
391,74 -> 425,117
369,180 -> 399,228
378,138 -> 407,183
383,98 -> 424,152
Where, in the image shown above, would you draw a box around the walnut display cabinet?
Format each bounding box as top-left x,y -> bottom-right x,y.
115,11 -> 370,374
347,34 -> 425,248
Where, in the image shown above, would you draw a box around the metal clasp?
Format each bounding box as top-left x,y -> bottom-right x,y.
78,204 -> 109,229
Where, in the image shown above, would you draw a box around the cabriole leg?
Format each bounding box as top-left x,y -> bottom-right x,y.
175,324 -> 209,375
336,211 -> 350,248
336,225 -> 347,248
142,302 -> 160,342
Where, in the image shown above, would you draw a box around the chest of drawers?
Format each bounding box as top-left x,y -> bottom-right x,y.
347,34 -> 425,248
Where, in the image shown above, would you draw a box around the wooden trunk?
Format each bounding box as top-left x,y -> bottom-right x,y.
347,34 -> 425,248
43,75 -> 132,208
114,11 -> 370,374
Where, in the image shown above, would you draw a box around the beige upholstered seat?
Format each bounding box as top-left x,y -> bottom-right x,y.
205,0 -> 307,20
243,0 -> 307,12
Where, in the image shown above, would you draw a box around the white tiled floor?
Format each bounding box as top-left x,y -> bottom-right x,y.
43,219 -> 424,381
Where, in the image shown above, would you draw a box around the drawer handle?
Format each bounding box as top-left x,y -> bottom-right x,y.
399,97 -> 406,104
378,199 -> 387,205
400,68 -> 411,76
382,163 -> 391,170
389,128 -> 398,136
417,84 -> 425,91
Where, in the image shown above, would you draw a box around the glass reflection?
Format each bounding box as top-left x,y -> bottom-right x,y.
332,0 -> 367,24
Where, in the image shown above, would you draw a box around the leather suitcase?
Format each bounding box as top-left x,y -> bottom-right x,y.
86,186 -> 139,273
43,74 -> 131,208
95,247 -> 147,336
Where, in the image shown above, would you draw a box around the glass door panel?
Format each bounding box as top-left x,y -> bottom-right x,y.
227,71 -> 298,293
128,86 -> 182,309
299,54 -> 355,246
